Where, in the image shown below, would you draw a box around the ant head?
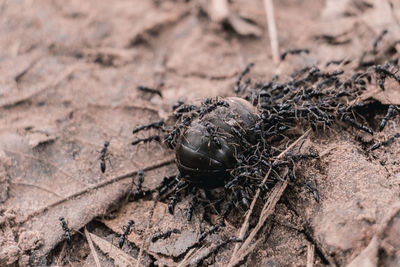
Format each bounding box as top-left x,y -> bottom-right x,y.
104,141 -> 110,147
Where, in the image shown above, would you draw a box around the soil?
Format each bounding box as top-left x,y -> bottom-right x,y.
0,0 -> 400,266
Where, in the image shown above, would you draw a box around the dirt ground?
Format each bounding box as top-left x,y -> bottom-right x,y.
0,0 -> 400,266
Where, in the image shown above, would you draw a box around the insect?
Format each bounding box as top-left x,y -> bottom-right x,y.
132,121 -> 165,134
372,29 -> 388,51
151,229 -> 180,242
131,135 -> 161,146
99,141 -> 110,173
379,105 -> 395,131
133,170 -> 144,199
137,85 -> 162,97
305,180 -> 319,203
119,220 -> 134,248
371,133 -> 400,150
280,48 -> 310,60
59,217 -> 71,243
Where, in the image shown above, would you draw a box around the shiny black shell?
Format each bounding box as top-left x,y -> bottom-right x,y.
175,97 -> 259,187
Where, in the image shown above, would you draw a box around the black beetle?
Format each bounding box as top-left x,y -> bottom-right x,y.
174,97 -> 259,187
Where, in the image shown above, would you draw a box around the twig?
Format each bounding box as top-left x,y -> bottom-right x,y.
263,0 -> 280,65
19,156 -> 175,224
307,243 -> 315,267
230,129 -> 311,261
84,227 -> 102,267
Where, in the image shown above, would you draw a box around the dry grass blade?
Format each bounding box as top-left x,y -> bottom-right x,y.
307,243 -> 315,267
89,232 -> 137,267
84,227 -> 102,267
263,0 -> 279,65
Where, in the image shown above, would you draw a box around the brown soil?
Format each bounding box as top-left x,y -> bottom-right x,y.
0,0 -> 400,266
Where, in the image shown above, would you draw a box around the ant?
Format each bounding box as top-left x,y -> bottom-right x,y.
204,122 -> 221,148
187,195 -> 198,221
198,201 -> 233,242
305,180 -> 319,203
375,64 -> 400,91
168,180 -> 187,214
137,85 -> 162,97
151,229 -> 181,242
325,59 -> 351,67
235,63 -> 254,95
119,220 -> 134,248
371,133 -> 400,150
372,29 -> 388,52
99,141 -> 110,173
379,105 -> 395,131
131,135 -> 161,146
173,104 -> 197,118
133,170 -> 144,199
59,217 -> 71,243
132,121 -> 165,134
280,48 -> 310,60
343,115 -> 373,135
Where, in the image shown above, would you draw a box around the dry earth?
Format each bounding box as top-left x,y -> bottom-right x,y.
0,0 -> 400,266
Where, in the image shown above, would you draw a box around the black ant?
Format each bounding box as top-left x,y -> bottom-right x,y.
187,195 -> 198,221
379,105 -> 395,131
235,63 -> 254,95
151,229 -> 181,242
371,133 -> 400,150
168,180 -> 187,214
343,115 -> 373,135
204,122 -> 221,148
99,141 -> 110,173
131,135 -> 161,146
172,100 -> 185,110
132,121 -> 165,134
375,64 -> 400,91
119,220 -> 134,248
59,217 -> 71,243
137,85 -> 162,97
372,29 -> 388,52
305,180 -> 319,203
325,59 -> 351,67
280,48 -> 310,60
198,201 -> 233,242
173,104 -> 197,118
133,170 -> 144,199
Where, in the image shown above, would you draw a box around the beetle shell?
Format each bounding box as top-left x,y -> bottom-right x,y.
175,97 -> 259,187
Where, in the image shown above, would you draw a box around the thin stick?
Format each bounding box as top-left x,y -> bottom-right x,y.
230,129 -> 311,260
263,0 -> 280,65
19,156 -> 175,224
307,243 -> 315,267
84,227 -> 102,267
